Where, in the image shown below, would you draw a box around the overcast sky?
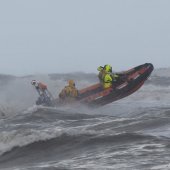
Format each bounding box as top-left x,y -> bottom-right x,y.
0,0 -> 170,75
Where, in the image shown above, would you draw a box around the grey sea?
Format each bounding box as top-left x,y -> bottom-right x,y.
0,70 -> 170,170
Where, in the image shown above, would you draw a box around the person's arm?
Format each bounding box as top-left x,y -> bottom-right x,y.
97,66 -> 103,71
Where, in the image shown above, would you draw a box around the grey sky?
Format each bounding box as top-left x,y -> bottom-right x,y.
0,0 -> 170,75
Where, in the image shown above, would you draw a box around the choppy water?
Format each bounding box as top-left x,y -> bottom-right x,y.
0,70 -> 170,170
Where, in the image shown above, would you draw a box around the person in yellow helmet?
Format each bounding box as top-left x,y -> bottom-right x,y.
97,64 -> 119,89
59,80 -> 79,102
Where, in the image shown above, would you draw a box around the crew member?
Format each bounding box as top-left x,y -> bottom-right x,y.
31,80 -> 47,95
97,65 -> 119,89
59,80 -> 79,102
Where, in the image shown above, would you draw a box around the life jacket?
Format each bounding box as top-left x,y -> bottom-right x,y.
38,82 -> 47,90
102,73 -> 113,89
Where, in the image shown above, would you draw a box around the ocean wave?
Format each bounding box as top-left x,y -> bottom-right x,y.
0,124 -> 98,157
0,104 -> 168,157
0,130 -> 164,170
0,126 -> 159,158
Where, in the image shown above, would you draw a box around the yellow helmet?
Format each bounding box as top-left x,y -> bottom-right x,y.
68,80 -> 75,87
104,64 -> 112,72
